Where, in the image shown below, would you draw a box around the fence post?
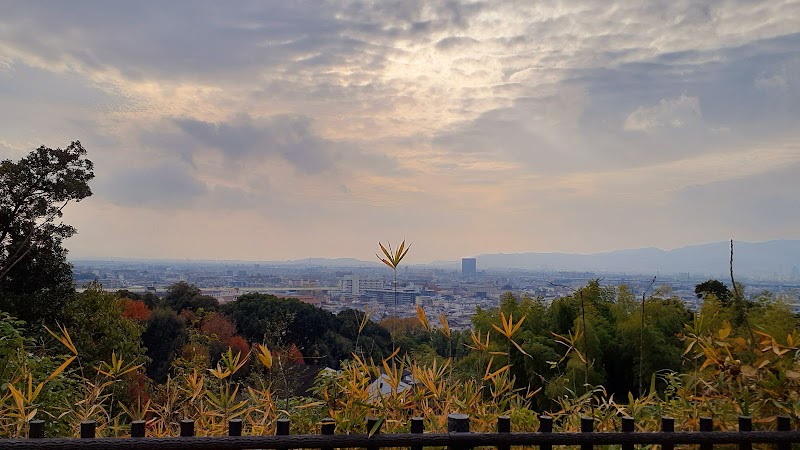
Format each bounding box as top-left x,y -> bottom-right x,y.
448,413 -> 470,450
621,416 -> 634,450
777,415 -> 790,450
539,415 -> 553,450
410,416 -> 424,450
737,416 -> 751,450
321,417 -> 335,450
229,418 -> 243,437
661,417 -> 674,450
80,420 -> 96,439
497,415 -> 510,450
699,417 -> 713,450
277,417 -> 290,435
367,416 -> 382,450
581,416 -> 594,450
180,419 -> 195,437
28,420 -> 45,439
131,420 -> 146,438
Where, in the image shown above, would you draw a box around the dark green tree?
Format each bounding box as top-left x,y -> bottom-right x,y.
695,279 -> 732,306
163,281 -> 218,312
0,142 -> 94,325
225,294 -> 391,367
142,308 -> 188,382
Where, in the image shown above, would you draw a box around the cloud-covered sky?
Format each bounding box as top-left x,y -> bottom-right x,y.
1,1 -> 799,262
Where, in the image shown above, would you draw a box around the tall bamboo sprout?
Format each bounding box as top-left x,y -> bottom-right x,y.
377,240 -> 411,350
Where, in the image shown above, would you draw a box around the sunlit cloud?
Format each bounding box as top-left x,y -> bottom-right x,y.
1,1 -> 799,261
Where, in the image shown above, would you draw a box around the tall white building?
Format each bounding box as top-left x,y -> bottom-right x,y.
338,276 -> 384,296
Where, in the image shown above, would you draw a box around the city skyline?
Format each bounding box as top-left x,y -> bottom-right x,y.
1,2 -> 799,262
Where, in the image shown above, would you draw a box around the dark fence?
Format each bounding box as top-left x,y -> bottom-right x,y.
1,414 -> 798,450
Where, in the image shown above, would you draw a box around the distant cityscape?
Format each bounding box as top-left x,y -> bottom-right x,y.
73,246 -> 800,331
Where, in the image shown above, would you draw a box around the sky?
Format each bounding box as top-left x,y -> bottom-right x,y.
1,1 -> 799,263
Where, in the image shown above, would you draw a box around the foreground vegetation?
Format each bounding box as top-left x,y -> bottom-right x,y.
2,278 -> 799,437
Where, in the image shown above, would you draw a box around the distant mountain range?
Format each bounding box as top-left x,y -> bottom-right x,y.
433,240 -> 800,277
265,240 -> 800,277
72,240 -> 800,278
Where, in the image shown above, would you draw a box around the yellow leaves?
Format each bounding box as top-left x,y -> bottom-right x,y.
416,305 -> 429,332
47,356 -> 77,383
222,348 -> 250,375
772,340 -> 790,356
467,330 -> 490,352
717,321 -> 732,340
491,311 -> 525,340
296,401 -> 325,409
376,240 -> 411,270
439,313 -> 450,339
482,357 -> 510,382
208,365 -> 231,380
359,305 -> 375,334
413,359 -> 449,400
96,352 -> 141,379
45,324 -> 77,356
208,349 -> 250,380
379,348 -> 403,393
254,343 -> 272,370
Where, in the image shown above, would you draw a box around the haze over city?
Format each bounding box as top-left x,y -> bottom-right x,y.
1,2 -> 799,262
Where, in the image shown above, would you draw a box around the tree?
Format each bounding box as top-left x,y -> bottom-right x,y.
0,142 -> 94,325
695,279 -> 732,306
224,294 -> 391,367
122,299 -> 152,321
142,308 -> 188,382
65,282 -> 145,368
163,281 -> 219,312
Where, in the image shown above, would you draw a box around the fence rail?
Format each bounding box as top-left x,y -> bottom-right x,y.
0,414 -> 796,450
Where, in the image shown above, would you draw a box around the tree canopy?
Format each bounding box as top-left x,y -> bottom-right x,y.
0,142 -> 94,324
224,293 -> 391,367
164,281 -> 219,312
695,279 -> 732,304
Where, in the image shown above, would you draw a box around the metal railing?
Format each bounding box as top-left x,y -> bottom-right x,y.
0,414 -> 797,450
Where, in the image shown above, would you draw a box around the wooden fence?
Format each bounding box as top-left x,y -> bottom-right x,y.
0,414 -> 798,450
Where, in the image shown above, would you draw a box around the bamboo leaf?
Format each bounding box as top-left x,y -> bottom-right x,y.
491,323 -> 508,338
483,364 -> 511,381
511,339 -> 531,358
439,313 -> 451,338
379,243 -> 393,262
368,417 -> 385,437
718,321 -> 732,340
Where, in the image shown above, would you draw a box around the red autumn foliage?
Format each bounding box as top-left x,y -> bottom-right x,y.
200,312 -> 236,342
273,344 -> 306,366
125,370 -> 150,409
122,299 -> 151,321
226,335 -> 250,357
289,344 -> 305,365
178,309 -> 196,324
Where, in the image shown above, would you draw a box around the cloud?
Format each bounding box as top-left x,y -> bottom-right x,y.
98,162 -> 208,209
173,114 -> 336,174
624,94 -> 703,131
2,1 -> 800,260
755,73 -> 788,91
